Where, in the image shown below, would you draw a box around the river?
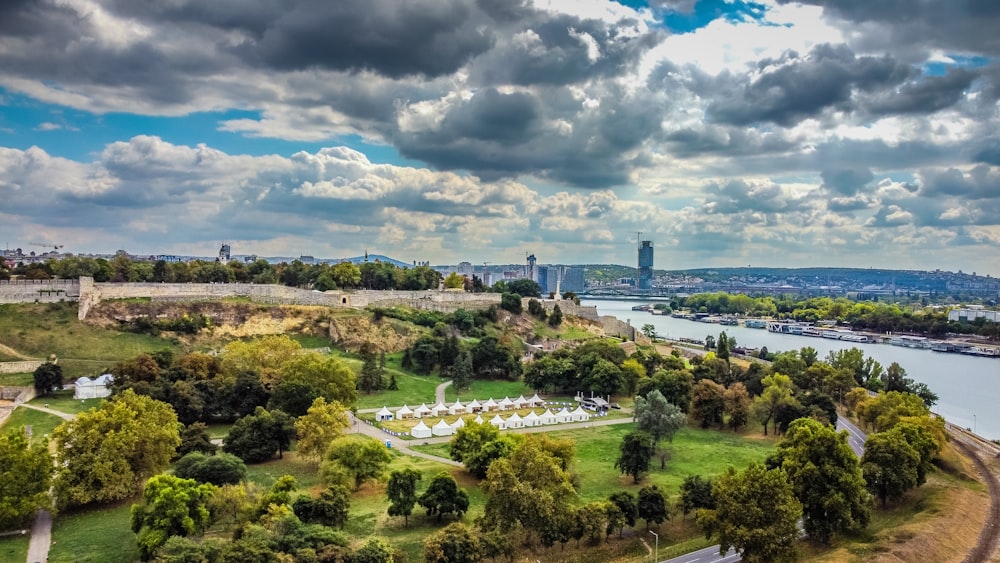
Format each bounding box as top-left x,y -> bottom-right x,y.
584,298 -> 1000,440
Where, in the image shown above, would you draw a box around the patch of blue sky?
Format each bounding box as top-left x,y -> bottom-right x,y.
614,0 -> 769,33
0,88 -> 425,167
923,54 -> 991,76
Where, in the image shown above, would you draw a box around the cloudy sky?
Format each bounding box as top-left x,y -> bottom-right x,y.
1,0 -> 998,273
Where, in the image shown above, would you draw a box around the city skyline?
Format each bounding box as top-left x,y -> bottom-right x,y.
1,1 -> 998,276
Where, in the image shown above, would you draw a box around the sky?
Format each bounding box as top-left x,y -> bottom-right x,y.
1,0 -> 998,274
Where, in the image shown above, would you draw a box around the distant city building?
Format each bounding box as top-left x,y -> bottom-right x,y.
526,254 -> 537,281
457,261 -> 474,275
537,266 -> 551,294
949,308 -> 999,323
299,255 -> 316,264
562,267 -> 585,293
218,243 -> 231,262
638,240 -> 653,290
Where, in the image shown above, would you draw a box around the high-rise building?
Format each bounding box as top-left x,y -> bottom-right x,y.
537,266 -> 550,295
218,243 -> 231,262
638,240 -> 653,290
526,254 -> 537,281
562,267 -> 585,292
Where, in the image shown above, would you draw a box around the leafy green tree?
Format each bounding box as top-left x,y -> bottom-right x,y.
641,323 -> 657,340
0,428 -> 52,530
716,331 -> 730,361
54,389 -> 181,509
294,397 -> 350,462
640,369 -> 695,412
698,463 -> 802,563
267,380 -> 319,417
358,345 -> 384,394
223,407 -> 295,463
130,474 -> 214,560
450,351 -> 473,393
548,304 -> 563,326
507,279 -> 541,298
330,262 -> 362,288
583,358 -> 624,397
636,485 -> 669,528
423,522 -> 481,563
608,491 -> 637,529
419,472 -> 470,521
471,336 -> 521,380
723,383 -> 751,431
768,418 -> 870,543
861,428 -> 921,507
323,436 -> 392,490
279,352 -> 357,407
33,362 -> 63,396
293,484 -> 351,528
751,374 -> 799,436
347,537 -> 395,563
222,335 -> 302,388
690,380 -> 726,429
680,475 -> 715,516
615,431 -> 656,483
174,452 -> 247,486
387,468 -> 422,525
499,292 -> 523,314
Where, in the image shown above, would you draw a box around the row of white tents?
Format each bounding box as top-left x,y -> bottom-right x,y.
408,406 -> 592,438
375,394 -> 547,421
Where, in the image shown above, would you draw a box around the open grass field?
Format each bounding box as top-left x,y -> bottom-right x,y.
0,372 -> 33,387
444,378 -> 531,401
355,371 -> 441,409
0,532 -> 30,562
30,389 -> 103,415
49,502 -> 140,563
245,451 -> 324,493
1,406 -> 67,443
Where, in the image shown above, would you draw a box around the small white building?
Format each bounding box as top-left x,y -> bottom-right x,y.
506,412 -> 524,429
414,403 -> 432,418
489,414 -> 507,430
555,408 -> 572,423
523,410 -> 541,427
432,418 -> 454,437
483,398 -> 499,412
539,409 -> 557,425
376,406 -> 394,422
467,399 -> 483,413
449,400 -> 467,415
513,395 -> 528,409
74,374 -> 114,400
411,420 -> 432,439
396,404 -> 414,419
498,397 -> 514,411
570,406 -> 591,422
527,393 -> 545,407
431,401 -> 449,417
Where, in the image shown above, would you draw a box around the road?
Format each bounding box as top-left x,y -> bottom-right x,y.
661,416 -> 868,563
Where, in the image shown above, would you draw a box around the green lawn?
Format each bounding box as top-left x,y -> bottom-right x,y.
49,502 -> 139,563
30,389 -> 103,415
0,372 -> 33,387
1,406 -> 67,443
444,378 -> 531,401
289,334 -> 332,349
0,532 -> 29,562
355,371 -> 440,409
244,452 -> 323,492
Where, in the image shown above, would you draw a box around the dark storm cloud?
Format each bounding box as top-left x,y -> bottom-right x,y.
821,168 -> 873,195
443,89 -> 541,145
701,179 -> 808,215
919,165 -> 1000,200
778,0 -> 1000,57
706,44 -> 912,126
972,139 -> 1000,166
862,68 -> 978,117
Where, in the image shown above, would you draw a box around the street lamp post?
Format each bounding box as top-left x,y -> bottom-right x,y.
649,530 -> 658,563
974,414 -> 977,434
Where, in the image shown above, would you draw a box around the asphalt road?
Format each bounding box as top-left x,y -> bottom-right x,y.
660,416 -> 868,563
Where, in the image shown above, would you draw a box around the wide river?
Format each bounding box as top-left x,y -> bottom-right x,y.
585,298 -> 1000,440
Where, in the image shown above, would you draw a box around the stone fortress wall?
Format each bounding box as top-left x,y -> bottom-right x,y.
0,277 -> 599,321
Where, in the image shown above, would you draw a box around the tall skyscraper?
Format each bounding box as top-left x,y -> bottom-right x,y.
638,240 -> 653,290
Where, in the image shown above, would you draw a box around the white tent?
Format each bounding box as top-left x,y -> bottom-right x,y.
513,395 -> 528,409
396,404 -> 414,419
451,417 -> 466,431
449,399 -> 466,415
483,398 -> 499,412
489,414 -> 507,429
467,398 -> 483,413
431,401 -> 449,417
522,410 -> 541,427
432,419 -> 454,436
498,396 -> 514,411
411,420 -> 432,439
376,406 -> 394,421
506,412 -> 524,429
74,374 -> 114,400
414,403 -> 432,418
527,393 -> 544,407
555,408 -> 573,423
570,406 -> 591,422
473,414 -> 484,424
539,409 -> 557,425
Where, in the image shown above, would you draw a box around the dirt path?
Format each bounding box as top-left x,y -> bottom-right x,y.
17,403 -> 76,421
434,380 -> 451,404
949,425 -> 1000,563
0,342 -> 34,360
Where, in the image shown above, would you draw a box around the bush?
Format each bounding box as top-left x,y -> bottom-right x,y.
174,452 -> 247,485
500,293 -> 522,314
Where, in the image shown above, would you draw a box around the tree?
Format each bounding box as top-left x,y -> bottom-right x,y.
387,468 -> 422,525
279,352 -> 357,407
723,383 -> 751,431
636,485 -> 669,528
690,380 -> 726,429
609,491 -> 637,530
507,279 -> 541,298
443,272 -> 466,290
323,436 -> 392,490
450,351 -> 473,393
527,298 -> 547,319
223,407 -> 296,463
174,452 -> 247,486
633,390 -> 686,469
751,374 -> 799,436
768,418 -> 871,543
419,472 -> 470,521
698,463 -> 802,563
176,422 -> 217,458
33,362 -> 63,396
616,431 -> 656,483
424,522 -> 481,563
641,323 -> 657,340
716,331 -> 730,361
130,474 -> 214,560
620,358 -> 646,396
583,358 -> 624,397
294,397 -> 350,462
53,389 -> 181,509
548,304 -> 563,327
222,335 -> 302,387
293,484 -> 351,528
358,346 -> 384,394
0,428 -> 52,530
499,292 -> 522,314
680,475 -> 715,516
861,429 -> 921,507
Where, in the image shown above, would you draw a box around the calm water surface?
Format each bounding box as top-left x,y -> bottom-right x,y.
585,298 -> 1000,439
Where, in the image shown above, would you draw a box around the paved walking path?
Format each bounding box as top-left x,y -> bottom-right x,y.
18,403 -> 76,421
434,380 -> 452,404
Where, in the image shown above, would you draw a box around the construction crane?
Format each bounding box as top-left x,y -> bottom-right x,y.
30,242 -> 64,251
